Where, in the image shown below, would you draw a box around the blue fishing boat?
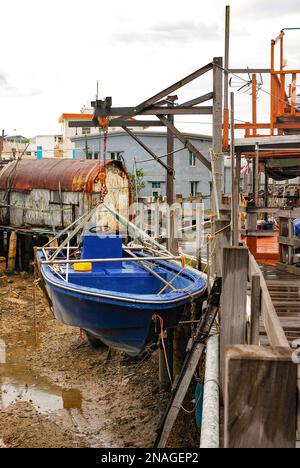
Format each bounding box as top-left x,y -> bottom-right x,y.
37,225 -> 207,356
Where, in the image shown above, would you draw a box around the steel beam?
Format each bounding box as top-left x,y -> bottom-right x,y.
229,68 -> 271,74
133,62 -> 213,114
68,120 -> 165,128
180,92 -> 214,107
92,106 -> 213,116
158,116 -> 212,171
122,126 -> 174,175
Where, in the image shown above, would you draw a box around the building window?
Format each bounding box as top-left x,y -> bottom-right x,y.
152,182 -> 161,189
94,152 -> 99,160
189,151 -> 196,167
190,181 -> 199,197
87,152 -> 93,160
82,128 -> 91,135
153,192 -> 160,199
109,151 -> 123,161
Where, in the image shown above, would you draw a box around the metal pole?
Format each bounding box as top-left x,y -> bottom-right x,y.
254,144 -> 260,206
224,6 -> 230,111
230,93 -> 239,246
223,5 -> 230,151
200,333 -> 220,449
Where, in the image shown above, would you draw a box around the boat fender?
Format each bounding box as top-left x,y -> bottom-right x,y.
74,262 -> 92,272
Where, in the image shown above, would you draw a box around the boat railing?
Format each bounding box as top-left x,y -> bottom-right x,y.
41,255 -> 182,265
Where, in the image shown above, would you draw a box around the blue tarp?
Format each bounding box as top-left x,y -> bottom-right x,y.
293,219 -> 300,236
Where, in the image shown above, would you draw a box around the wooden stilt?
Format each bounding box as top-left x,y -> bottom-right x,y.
159,330 -> 173,391
0,229 -> 4,257
7,231 -> 17,272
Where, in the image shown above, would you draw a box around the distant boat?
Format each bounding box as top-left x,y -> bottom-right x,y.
37,225 -> 207,356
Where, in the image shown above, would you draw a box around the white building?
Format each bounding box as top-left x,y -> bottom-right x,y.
25,135 -> 63,159
58,109 -> 96,159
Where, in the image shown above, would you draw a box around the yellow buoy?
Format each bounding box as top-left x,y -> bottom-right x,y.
74,262 -> 92,272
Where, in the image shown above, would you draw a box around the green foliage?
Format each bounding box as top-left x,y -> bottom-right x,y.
129,168 -> 145,196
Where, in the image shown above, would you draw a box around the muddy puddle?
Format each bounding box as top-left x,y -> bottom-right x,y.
0,332 -> 82,416
0,276 -> 167,448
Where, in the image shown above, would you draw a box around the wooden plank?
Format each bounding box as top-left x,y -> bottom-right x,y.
250,274 -> 261,345
212,57 -> 224,211
279,236 -> 300,248
220,247 -> 249,391
277,262 -> 300,276
225,345 -> 297,448
214,220 -> 231,277
247,230 -> 279,237
249,253 -> 290,348
230,93 -> 239,246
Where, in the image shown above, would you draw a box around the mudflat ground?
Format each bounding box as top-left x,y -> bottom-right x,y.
0,274 -> 197,448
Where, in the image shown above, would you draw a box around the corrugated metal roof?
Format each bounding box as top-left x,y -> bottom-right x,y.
0,159 -> 125,193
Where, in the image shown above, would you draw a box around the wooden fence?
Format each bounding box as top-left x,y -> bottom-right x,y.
219,243 -> 298,448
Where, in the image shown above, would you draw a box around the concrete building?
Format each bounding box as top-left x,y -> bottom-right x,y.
1,135 -> 29,159
58,110 -> 137,159
24,135 -> 63,159
59,111 -> 95,159
71,130 -> 214,199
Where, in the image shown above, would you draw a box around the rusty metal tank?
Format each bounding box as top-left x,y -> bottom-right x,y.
0,159 -> 132,230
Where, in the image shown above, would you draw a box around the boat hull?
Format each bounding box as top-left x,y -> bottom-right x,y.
44,280 -> 192,355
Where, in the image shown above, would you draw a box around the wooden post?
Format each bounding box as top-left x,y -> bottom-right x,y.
220,247 -> 249,391
159,330 -> 173,391
264,164 -> 269,222
167,96 -> 179,255
212,57 -> 224,215
0,130 -> 4,160
214,219 -> 231,277
23,234 -> 33,272
225,345 -> 297,448
7,230 -> 17,272
173,305 -> 191,378
250,274 -> 261,345
0,229 -> 4,257
297,378 -> 300,441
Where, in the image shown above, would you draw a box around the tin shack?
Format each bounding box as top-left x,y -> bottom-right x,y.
0,159 -> 131,270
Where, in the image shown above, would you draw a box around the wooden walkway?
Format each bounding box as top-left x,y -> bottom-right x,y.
260,264 -> 300,346
260,264 -> 300,445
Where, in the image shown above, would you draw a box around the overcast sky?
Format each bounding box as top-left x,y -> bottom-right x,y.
1,0 -> 300,138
